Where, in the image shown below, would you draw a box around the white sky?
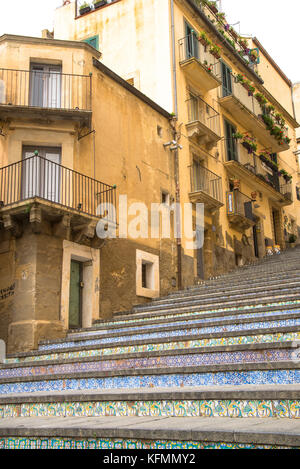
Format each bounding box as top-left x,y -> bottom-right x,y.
0,0 -> 299,83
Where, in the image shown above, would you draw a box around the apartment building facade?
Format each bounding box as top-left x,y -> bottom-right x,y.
0,34 -> 178,353
53,0 -> 300,283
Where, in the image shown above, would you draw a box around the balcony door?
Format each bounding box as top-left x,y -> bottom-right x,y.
30,63 -> 62,108
22,146 -> 61,203
185,22 -> 199,59
221,61 -> 232,97
224,120 -> 238,161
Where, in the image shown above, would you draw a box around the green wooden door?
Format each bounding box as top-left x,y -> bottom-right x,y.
69,260 -> 82,329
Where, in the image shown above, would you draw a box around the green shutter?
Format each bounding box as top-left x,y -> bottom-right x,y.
221,61 -> 232,97
225,120 -> 238,162
84,35 -> 99,51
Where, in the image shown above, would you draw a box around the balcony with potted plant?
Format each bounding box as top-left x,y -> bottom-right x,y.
219,73 -> 290,153
178,33 -> 222,93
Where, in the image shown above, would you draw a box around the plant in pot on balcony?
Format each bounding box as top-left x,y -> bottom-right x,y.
242,135 -> 257,154
79,2 -> 91,14
229,27 -> 238,40
242,79 -> 255,96
232,132 -> 243,140
209,44 -> 221,59
203,60 -> 213,73
199,31 -> 211,47
255,92 -> 267,107
207,1 -> 218,13
238,37 -> 249,50
93,0 -> 107,8
249,49 -> 259,63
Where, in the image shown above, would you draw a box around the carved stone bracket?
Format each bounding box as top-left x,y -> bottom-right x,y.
2,214 -> 23,238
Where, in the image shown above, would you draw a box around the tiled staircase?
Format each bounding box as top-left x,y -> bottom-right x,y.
1,248 -> 300,449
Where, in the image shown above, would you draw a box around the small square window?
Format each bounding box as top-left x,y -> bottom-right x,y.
136,250 -> 159,298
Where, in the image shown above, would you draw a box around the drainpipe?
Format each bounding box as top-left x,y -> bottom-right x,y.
170,0 -> 178,117
170,0 -> 182,289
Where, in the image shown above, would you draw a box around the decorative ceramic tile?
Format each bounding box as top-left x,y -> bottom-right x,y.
0,436 -> 297,450
37,317 -> 300,352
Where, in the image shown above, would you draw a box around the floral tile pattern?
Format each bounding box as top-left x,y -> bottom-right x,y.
0,437 -> 297,449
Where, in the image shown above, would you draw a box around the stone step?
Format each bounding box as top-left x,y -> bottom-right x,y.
37,311 -> 300,352
173,263 -> 300,286
131,281 -> 300,311
91,301 -> 300,332
1,361 -> 300,395
112,295 -> 300,323
6,325 -> 300,366
153,275 -> 300,304
67,307 -> 300,341
1,342 -> 299,380
1,415 -> 300,449
128,289 -> 300,316
1,385 -> 300,420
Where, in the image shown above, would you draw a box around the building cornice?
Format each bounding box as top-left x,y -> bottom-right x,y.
0,34 -> 102,59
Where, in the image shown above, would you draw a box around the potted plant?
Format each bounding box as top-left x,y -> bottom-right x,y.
242,135 -> 257,154
207,1 -> 218,13
238,37 -> 249,50
289,234 -> 297,248
209,44 -> 221,59
229,27 -> 238,40
249,49 -> 259,63
199,31 -> 211,47
232,132 -> 243,140
93,0 -> 107,8
255,92 -> 267,106
242,79 -> 255,96
79,2 -> 91,14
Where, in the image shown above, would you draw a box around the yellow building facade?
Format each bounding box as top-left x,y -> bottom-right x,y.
0,34 -> 180,353
53,0 -> 300,281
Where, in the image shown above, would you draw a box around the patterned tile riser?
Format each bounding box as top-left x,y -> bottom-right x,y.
1,400 -> 300,419
2,370 -> 300,394
38,317 -> 300,351
0,349 -> 295,379
75,300 -> 300,329
0,437 -> 297,450
67,309 -> 300,339
5,331 -> 300,365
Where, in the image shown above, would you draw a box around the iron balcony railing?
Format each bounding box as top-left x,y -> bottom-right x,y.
187,95 -> 221,136
0,155 -> 116,221
220,72 -> 261,118
0,68 -> 92,111
190,163 -> 223,204
223,138 -> 292,200
178,34 -> 221,79
227,190 -> 254,222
